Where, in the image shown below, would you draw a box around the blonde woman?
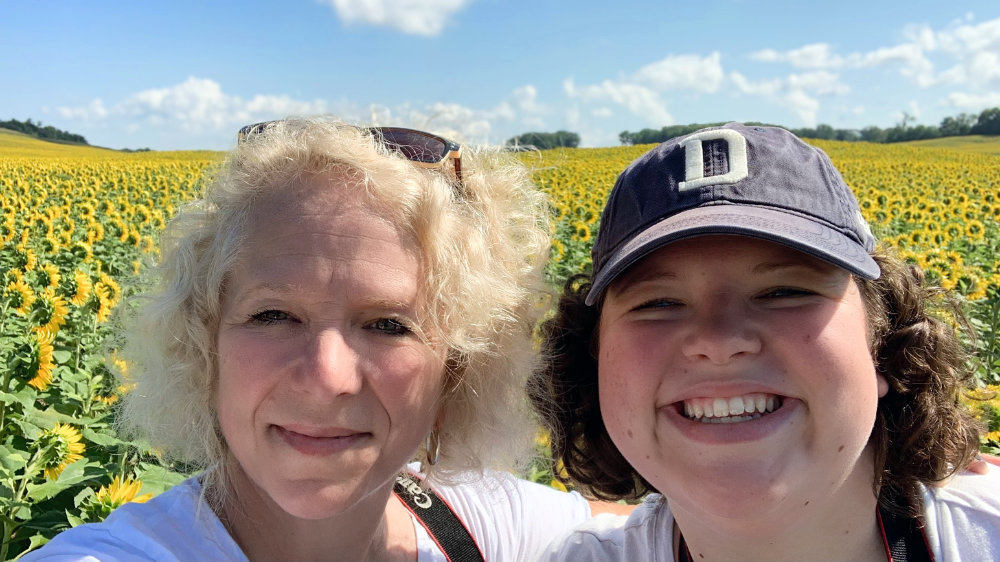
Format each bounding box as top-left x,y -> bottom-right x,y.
24,118 -> 600,561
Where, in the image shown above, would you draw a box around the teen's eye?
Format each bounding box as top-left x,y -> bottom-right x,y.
249,309 -> 294,325
758,287 -> 816,299
369,317 -> 412,336
632,298 -> 681,311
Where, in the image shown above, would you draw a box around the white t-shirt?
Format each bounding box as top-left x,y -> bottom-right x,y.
21,470 -> 590,562
545,468 -> 1000,562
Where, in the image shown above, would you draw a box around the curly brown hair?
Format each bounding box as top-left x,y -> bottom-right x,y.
529,244 -> 983,514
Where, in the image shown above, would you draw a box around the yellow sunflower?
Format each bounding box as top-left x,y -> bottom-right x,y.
14,244 -> 37,271
69,239 -> 95,262
551,238 -> 567,263
68,269 -> 93,306
37,262 -> 61,291
94,476 -> 153,507
0,216 -> 16,244
38,422 -> 85,481
97,272 -> 122,304
24,328 -> 56,390
33,290 -> 69,334
92,283 -> 114,323
7,277 -> 36,316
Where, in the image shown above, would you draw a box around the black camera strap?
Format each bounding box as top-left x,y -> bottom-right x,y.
393,473 -> 485,562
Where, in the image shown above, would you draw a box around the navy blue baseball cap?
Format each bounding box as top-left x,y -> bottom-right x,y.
585,122 -> 880,306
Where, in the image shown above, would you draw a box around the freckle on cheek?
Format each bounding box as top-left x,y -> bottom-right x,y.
627,429 -> 633,438
838,445 -> 845,452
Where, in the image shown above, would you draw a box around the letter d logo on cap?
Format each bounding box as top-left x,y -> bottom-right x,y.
678,129 -> 749,191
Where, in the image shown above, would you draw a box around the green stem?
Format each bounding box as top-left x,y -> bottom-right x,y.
0,369 -> 12,439
2,448 -> 44,560
1,520 -> 10,562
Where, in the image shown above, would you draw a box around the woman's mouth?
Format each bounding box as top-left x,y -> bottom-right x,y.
681,393 -> 783,424
274,425 -> 369,455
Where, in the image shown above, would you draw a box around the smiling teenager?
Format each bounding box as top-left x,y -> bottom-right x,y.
21,118 -> 596,561
533,123 -> 1000,561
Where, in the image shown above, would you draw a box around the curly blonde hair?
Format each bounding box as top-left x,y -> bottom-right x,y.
117,117 -> 551,491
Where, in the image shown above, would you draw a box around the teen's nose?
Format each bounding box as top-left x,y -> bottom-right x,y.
679,299 -> 761,365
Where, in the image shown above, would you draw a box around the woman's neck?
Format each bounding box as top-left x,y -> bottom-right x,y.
214,468 -> 416,562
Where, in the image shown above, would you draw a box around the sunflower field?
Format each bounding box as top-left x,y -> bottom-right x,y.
3,129 -> 1000,557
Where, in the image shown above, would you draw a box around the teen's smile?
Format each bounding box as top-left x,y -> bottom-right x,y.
598,234 -> 886,521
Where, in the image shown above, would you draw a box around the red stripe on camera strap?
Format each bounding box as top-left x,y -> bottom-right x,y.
393,473 -> 485,562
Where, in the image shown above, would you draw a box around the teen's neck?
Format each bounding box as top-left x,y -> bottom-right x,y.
670,478 -> 886,562
214,469 -> 416,562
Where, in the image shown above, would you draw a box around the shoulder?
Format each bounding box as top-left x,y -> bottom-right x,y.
20,478 -> 245,562
921,467 -> 1000,560
427,470 -> 591,560
545,493 -> 674,562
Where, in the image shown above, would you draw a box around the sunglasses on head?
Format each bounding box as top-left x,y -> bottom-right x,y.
237,121 -> 463,187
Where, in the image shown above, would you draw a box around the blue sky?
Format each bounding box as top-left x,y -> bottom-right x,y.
2,1 -> 999,151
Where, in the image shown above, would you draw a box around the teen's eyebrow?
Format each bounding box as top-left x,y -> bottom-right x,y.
751,258 -> 837,276
608,265 -> 678,297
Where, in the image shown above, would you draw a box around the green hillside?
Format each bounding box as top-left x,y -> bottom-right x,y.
903,135 -> 1000,155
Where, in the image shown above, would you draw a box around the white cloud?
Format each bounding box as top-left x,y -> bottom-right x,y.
945,91 -> 1000,110
936,17 -> 1000,54
97,77 -> 328,133
592,107 -> 613,118
320,0 -> 471,36
512,84 -> 543,113
56,98 -> 108,120
785,71 -> 850,96
729,71 -> 848,126
633,52 -> 724,93
750,43 -> 845,69
564,78 -> 672,126
854,43 -> 935,87
750,16 -> 1000,94
54,77 -> 546,148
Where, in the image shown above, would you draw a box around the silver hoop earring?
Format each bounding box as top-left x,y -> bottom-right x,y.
425,429 -> 441,466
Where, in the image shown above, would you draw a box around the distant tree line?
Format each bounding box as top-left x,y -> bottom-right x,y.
505,130 -> 580,150
0,118 -> 88,145
618,107 -> 1000,145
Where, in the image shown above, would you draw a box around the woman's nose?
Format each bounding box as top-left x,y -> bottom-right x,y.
293,328 -> 364,396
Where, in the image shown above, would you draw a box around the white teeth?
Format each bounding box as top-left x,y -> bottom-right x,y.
713,398 -> 727,417
728,396 -> 745,416
681,393 -> 782,423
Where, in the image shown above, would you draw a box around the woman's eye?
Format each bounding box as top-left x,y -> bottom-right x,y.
370,318 -> 411,336
249,309 -> 292,325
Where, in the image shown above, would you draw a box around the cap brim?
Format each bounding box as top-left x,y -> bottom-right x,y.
585,205 -> 881,306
